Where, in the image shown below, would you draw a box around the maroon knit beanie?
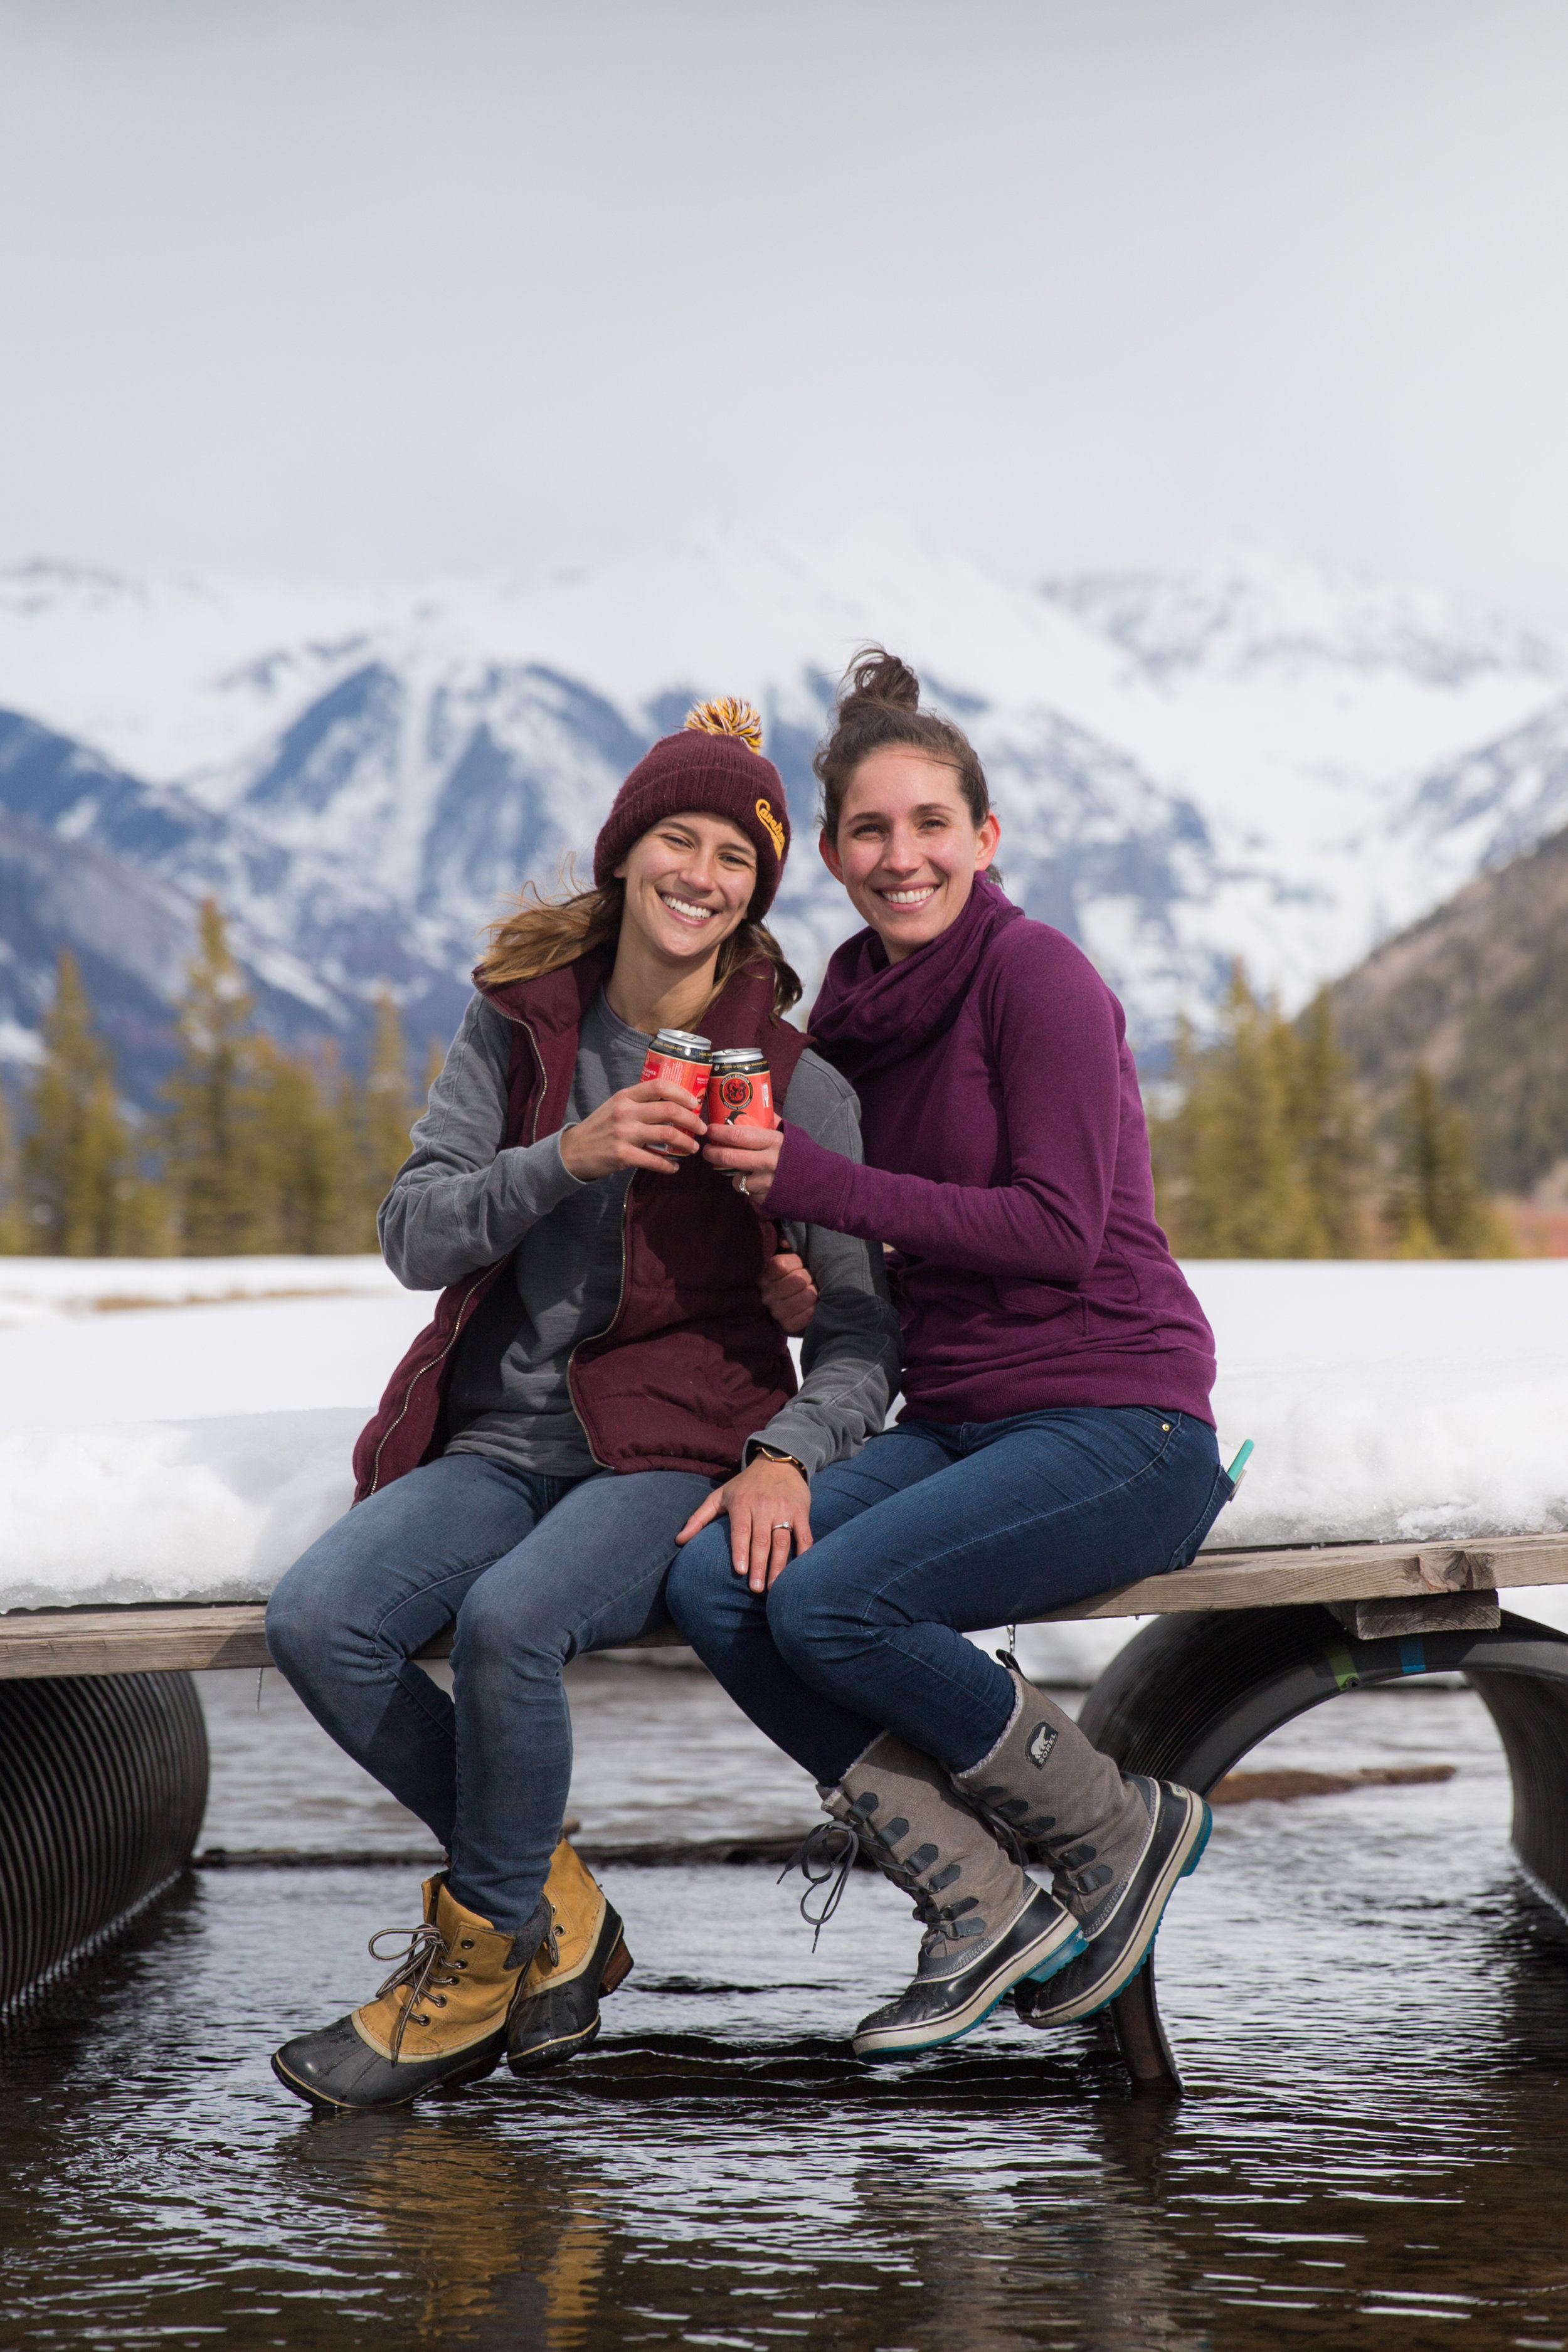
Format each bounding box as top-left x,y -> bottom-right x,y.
593,699 -> 790,919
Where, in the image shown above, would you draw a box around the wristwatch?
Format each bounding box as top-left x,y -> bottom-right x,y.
750,1442 -> 807,1478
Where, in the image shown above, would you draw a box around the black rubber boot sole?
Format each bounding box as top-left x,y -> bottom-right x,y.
271,2013 -> 511,2115
852,1885 -> 1086,2062
1013,1781 -> 1211,2031
506,1901 -> 632,2075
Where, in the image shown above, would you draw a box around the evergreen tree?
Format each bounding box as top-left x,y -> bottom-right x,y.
1384,1066 -> 1510,1257
1151,968 -> 1325,1256
19,951 -> 153,1255
342,991 -> 421,1248
1152,971 -> 1380,1258
250,1039 -> 346,1254
1288,988 -> 1367,1255
0,1081 -> 28,1253
162,901 -> 268,1255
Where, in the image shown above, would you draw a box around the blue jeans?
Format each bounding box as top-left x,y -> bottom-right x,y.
665,1407 -> 1230,1786
265,1454 -> 711,1932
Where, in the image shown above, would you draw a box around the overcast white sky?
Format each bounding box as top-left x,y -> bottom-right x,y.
4,1 -> 1568,616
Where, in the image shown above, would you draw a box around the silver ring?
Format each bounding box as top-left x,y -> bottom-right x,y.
772,1522 -> 792,1530
733,1173 -> 749,1197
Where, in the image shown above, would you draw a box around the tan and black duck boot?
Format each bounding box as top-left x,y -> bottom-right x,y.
794,1730 -> 1085,2062
507,1839 -> 632,2074
952,1662 -> 1212,2032
272,1874 -> 545,2114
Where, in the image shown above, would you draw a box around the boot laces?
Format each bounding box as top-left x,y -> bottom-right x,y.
780,1820 -> 861,1950
907,1878 -> 981,1954
368,1919 -> 464,2060
780,1817 -> 981,1954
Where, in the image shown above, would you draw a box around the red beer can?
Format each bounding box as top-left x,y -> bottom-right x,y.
706,1047 -> 775,1130
640,1027 -> 712,1153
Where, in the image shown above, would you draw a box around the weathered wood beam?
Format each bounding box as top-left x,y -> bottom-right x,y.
1047,1534 -> 1568,1621
0,1606 -> 278,1679
1,1534 -> 1564,1678
0,1607 -> 682,1680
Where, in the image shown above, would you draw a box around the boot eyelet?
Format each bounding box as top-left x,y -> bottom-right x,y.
460,1939 -> 475,1949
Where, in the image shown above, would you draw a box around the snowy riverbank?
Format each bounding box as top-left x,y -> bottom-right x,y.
0,1254 -> 406,1330
1,1257 -> 1564,1673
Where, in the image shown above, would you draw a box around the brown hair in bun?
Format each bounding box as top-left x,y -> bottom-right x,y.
813,646 -> 992,842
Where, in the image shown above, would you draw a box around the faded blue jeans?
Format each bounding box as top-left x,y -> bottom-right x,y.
665,1407 -> 1231,1786
265,1454 -> 711,1932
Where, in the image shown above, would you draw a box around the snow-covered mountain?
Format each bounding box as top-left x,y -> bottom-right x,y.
1,527 -> 1564,1098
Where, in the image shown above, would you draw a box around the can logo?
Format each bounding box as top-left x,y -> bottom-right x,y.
705,1063 -> 774,1129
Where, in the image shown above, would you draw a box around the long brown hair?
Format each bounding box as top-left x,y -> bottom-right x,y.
477,865 -> 802,1019
814,646 -> 992,840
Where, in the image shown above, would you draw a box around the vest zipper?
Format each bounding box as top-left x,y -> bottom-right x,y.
366,1264 -> 494,1495
516,1010 -> 548,1143
566,1176 -> 633,1472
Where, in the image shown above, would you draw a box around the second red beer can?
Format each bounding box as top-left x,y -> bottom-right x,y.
706,1047 -> 775,1129
640,1027 -> 712,1153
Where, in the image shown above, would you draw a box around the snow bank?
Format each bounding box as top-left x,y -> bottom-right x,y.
0,1254 -> 403,1331
0,1412 -> 363,1611
0,1289 -> 438,1428
0,1260 -> 1564,1646
0,1280 -> 439,1611
1199,1260 -> 1568,1547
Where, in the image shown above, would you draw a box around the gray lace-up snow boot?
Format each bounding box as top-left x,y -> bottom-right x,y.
805,1730 -> 1085,2062
953,1663 -> 1211,2030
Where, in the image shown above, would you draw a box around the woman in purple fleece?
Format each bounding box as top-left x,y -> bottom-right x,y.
665,649 -> 1231,2062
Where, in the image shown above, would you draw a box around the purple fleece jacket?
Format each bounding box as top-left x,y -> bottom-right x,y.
766,876 -> 1216,1426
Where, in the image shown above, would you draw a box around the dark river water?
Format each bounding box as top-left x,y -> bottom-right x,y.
3,1655 -> 1566,2349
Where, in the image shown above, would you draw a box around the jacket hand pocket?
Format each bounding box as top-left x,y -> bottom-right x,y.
993,1277 -> 1081,1325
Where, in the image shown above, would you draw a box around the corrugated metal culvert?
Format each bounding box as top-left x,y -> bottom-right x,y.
0,1671 -> 209,2008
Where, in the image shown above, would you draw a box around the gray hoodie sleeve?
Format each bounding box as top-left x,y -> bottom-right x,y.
378,995 -> 583,1290
744,1050 -> 901,1478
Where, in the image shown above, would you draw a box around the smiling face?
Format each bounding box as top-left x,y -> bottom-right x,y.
615,809 -> 758,968
820,748 -> 1001,961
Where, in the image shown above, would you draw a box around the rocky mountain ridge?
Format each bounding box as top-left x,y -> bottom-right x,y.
1329,818 -> 1568,1199
1,529 -> 1565,1104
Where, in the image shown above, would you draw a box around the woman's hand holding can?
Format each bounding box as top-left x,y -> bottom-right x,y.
701,1117 -> 784,1205
558,1079 -> 707,1180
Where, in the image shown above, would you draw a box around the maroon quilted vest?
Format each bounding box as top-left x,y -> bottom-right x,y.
351,949 -> 809,1498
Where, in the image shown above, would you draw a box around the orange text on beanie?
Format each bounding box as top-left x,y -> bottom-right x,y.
592,699 -> 791,919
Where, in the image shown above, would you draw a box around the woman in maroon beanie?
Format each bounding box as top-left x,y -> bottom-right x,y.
264,699 -> 899,2113
668,651 -> 1231,2063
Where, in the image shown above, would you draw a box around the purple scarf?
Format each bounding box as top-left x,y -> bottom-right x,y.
808,874 -> 1024,1085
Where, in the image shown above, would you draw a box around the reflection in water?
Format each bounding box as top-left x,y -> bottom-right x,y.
1,1683 -> 1566,2348
287,2114 -> 608,2348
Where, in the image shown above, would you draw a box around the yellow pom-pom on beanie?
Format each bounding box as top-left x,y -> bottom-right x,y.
683,697 -> 765,756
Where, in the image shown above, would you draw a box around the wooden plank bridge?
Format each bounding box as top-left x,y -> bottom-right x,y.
6,1530 -> 1567,2096
3,1533 -> 1564,1678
